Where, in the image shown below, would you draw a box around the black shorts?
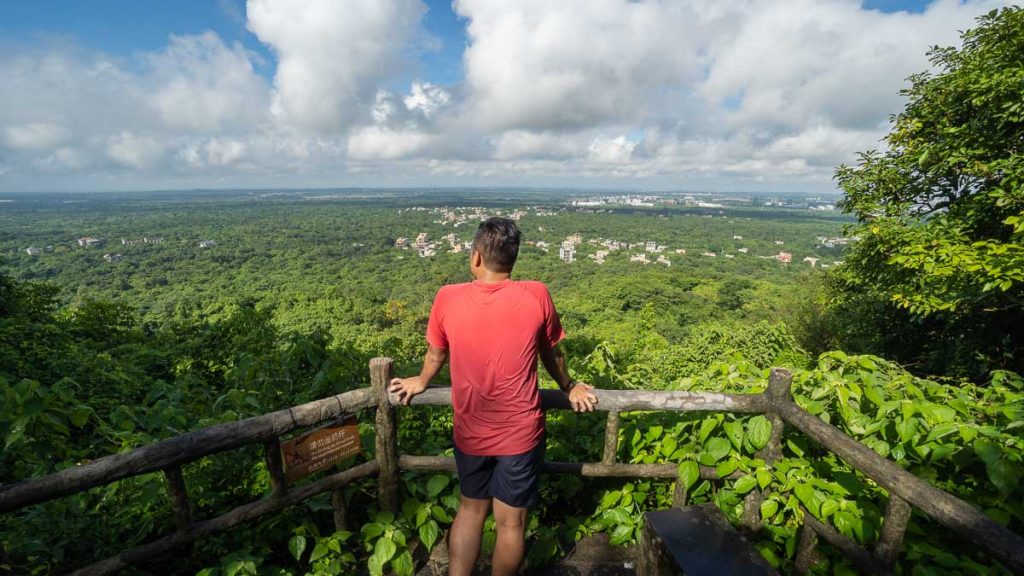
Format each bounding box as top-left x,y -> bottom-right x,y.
453,437 -> 546,509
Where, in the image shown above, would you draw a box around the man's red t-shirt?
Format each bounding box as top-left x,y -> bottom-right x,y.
426,279 -> 565,456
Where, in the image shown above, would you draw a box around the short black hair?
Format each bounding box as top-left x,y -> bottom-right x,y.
473,217 -> 521,273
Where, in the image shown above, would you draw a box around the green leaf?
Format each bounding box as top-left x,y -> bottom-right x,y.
309,541 -> 329,562
604,508 -> 632,525
661,435 -> 678,458
392,550 -> 414,576
69,405 -> 92,427
760,499 -> 779,520
420,520 -> 440,551
786,439 -> 804,458
367,553 -> 385,576
432,506 -> 453,523
820,499 -> 839,518
756,468 -> 772,490
677,461 -> 700,490
374,536 -> 397,563
987,459 -> 1018,496
610,524 -> 634,545
733,475 -> 757,494
698,419 -> 717,443
794,484 -> 818,516
975,439 -> 1002,466
600,490 -> 622,509
704,438 -> 732,463
715,460 -> 738,478
427,474 -> 450,498
747,415 -> 771,450
362,522 -> 385,540
288,535 -> 306,561
402,498 -> 421,523
896,417 -> 918,442
724,421 -> 744,451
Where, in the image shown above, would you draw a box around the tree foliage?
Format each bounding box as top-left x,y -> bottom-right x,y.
832,7 -> 1024,376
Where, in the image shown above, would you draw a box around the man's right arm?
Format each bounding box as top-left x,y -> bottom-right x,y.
389,344 -> 448,405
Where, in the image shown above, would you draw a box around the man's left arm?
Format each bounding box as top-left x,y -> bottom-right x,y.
539,343 -> 598,412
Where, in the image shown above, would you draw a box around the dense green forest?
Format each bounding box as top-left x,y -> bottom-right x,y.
2,7 -> 1023,576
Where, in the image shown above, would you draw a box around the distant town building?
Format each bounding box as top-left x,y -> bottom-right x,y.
701,252 -> 717,258
630,254 -> 650,264
803,256 -> 819,267
77,237 -> 105,248
732,235 -> 743,240
103,253 -> 123,262
198,240 -> 217,249
395,237 -> 410,249
674,248 -> 687,254
737,247 -> 749,254
776,252 -> 792,264
566,233 -> 583,245
656,255 -> 671,267
559,241 -> 576,263
774,240 -> 785,246
536,241 -> 550,252
25,247 -> 41,256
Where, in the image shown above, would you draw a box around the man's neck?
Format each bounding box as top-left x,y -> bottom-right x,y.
474,270 -> 511,283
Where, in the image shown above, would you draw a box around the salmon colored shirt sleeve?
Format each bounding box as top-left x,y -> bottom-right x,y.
426,287 -> 449,349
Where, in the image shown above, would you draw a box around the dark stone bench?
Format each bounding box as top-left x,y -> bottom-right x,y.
638,504 -> 779,576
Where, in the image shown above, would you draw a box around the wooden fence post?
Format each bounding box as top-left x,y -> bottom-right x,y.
741,367 -> 793,531
332,489 -> 348,532
758,367 -> 791,465
874,494 -> 912,566
602,411 -> 620,465
372,357 -> 400,514
163,465 -> 192,534
794,522 -> 820,575
264,437 -> 287,497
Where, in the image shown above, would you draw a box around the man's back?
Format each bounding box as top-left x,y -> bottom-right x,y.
427,279 -> 564,456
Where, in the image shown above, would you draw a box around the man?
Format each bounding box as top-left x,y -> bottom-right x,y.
389,217 -> 598,576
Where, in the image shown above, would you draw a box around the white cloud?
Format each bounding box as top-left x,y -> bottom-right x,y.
246,0 -> 427,132
0,0 -> 1013,191
145,32 -> 271,133
106,132 -> 168,170
403,82 -> 451,120
455,0 -> 705,131
4,123 -> 69,150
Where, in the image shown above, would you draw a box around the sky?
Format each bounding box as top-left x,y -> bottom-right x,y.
0,0 -> 1009,193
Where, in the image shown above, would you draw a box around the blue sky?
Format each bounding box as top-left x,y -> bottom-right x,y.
0,0 -> 1003,192
0,0 -> 931,85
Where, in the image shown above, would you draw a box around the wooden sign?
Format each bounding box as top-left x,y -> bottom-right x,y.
281,415 -> 361,484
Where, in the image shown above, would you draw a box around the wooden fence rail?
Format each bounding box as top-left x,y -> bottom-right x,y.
1,358 -> 1022,575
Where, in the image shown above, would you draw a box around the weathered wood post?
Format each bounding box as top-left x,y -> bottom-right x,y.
263,437 -> 287,498
794,521 -> 820,575
742,367 -> 792,530
163,465 -> 192,534
759,367 -> 791,465
332,489 -> 349,531
874,495 -> 912,566
602,411 -> 620,465
372,357 -> 400,513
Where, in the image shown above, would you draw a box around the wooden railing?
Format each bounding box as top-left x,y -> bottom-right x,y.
1,358 -> 1022,575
